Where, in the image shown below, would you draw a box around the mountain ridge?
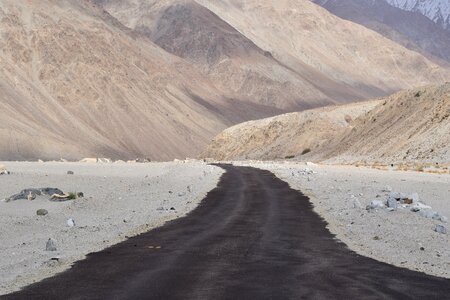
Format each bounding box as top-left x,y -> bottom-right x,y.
386,0 -> 450,30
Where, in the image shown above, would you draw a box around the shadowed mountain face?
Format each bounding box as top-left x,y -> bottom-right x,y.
314,0 -> 450,63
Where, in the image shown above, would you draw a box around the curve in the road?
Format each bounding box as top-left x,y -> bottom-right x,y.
3,164 -> 450,299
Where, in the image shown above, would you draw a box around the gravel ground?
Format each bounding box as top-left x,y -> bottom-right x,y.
0,161 -> 224,295
237,161 -> 450,279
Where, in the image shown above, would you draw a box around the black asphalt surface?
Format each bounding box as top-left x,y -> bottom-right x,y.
3,164 -> 450,300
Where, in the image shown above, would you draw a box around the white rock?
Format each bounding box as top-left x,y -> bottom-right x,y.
67,218 -> 75,227
411,202 -> 432,211
408,193 -> 420,203
368,200 -> 385,210
386,197 -> 398,209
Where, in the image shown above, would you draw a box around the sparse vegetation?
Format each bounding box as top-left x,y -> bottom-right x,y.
285,155 -> 295,159
67,192 -> 77,200
301,148 -> 311,155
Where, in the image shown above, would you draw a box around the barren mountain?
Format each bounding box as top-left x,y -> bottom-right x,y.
0,0 -> 277,161
99,0 -> 450,107
313,0 -> 450,63
196,0 -> 449,96
203,84 -> 450,165
321,84 -> 450,165
202,101 -> 379,160
94,0 -> 334,110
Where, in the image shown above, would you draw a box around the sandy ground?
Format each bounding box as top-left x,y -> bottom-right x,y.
0,161 -> 224,295
237,161 -> 450,279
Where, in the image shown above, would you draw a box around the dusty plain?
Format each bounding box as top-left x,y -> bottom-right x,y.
237,161 -> 450,279
0,161 -> 223,295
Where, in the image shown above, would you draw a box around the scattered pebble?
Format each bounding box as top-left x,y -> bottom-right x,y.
434,225 -> 447,234
67,219 -> 75,227
36,209 -> 48,216
45,239 -> 57,251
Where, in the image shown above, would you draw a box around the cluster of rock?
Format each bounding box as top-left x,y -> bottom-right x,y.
367,187 -> 447,234
291,167 -> 316,177
3,188 -> 84,203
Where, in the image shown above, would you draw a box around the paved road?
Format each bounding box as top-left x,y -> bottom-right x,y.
4,165 -> 450,299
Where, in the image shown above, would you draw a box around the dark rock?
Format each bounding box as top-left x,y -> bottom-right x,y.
37,209 -> 48,216
67,171 -> 74,175
46,238 -> 57,251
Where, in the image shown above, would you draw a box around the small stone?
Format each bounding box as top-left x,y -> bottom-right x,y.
46,238 -> 57,251
386,197 -> 398,209
27,192 -> 36,201
389,192 -> 402,200
420,247 -> 425,251
67,171 -> 74,175
67,218 -> 75,227
382,186 -> 392,192
411,202 -> 432,212
36,209 -> 48,216
434,225 -> 447,234
170,207 -> 176,211
368,200 -> 385,210
440,216 -> 448,223
76,192 -> 84,198
419,210 -> 439,219
373,236 -> 380,240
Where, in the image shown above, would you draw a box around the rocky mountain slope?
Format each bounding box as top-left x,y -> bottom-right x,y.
321,84 -> 450,165
386,0 -> 450,31
99,0 -> 450,106
202,101 -> 379,160
94,0 -> 332,110
203,84 -> 450,165
196,0 -> 449,95
314,0 -> 450,63
0,0 -> 277,161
